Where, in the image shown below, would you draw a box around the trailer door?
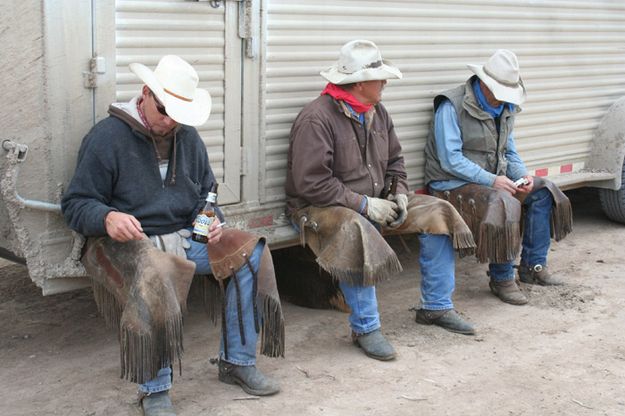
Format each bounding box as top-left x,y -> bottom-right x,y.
113,0 -> 242,204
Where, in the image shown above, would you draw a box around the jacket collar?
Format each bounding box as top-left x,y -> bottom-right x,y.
335,98 -> 377,127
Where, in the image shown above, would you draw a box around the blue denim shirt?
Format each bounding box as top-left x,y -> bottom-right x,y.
429,80 -> 527,192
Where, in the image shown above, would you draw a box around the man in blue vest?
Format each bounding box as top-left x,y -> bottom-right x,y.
424,49 -> 572,305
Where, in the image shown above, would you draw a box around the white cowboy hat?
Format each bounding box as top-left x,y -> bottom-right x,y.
467,49 -> 527,105
129,55 -> 212,126
320,40 -> 402,85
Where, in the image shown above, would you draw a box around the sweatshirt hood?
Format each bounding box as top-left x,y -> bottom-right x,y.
108,96 -> 180,139
108,96 -> 180,185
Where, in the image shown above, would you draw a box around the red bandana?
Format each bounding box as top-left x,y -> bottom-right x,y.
321,83 -> 372,114
136,97 -> 152,131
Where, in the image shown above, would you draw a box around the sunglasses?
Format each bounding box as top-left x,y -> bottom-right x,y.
150,91 -> 169,117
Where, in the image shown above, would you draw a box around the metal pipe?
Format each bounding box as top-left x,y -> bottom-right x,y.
15,194 -> 62,213
2,139 -> 62,213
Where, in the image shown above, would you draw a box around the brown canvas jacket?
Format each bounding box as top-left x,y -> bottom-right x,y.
285,94 -> 408,214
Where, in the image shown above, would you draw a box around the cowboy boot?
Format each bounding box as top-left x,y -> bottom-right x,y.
518,264 -> 563,286
139,391 -> 176,416
218,361 -> 280,396
489,279 -> 528,305
415,309 -> 476,335
351,329 -> 396,361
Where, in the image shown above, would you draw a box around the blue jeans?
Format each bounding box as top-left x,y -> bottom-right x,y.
139,236 -> 263,394
340,233 -> 456,334
418,234 -> 455,311
489,188 -> 553,282
338,281 -> 381,335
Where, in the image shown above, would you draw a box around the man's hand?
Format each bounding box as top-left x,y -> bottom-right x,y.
492,175 -> 518,195
516,175 -> 534,194
206,217 -> 223,246
387,193 -> 408,228
104,211 -> 144,242
366,197 -> 399,225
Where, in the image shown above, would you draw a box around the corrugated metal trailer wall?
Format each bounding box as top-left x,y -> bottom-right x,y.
262,0 -> 625,201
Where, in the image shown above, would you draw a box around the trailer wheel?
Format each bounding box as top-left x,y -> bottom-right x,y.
599,160 -> 625,224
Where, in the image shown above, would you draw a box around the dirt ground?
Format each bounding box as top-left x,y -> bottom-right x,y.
1,188 -> 624,416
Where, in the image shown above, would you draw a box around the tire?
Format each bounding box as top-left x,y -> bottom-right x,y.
599,159 -> 625,223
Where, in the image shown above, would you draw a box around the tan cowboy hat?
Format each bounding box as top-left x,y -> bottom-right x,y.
320,40 -> 402,85
130,55 -> 212,126
467,49 -> 527,105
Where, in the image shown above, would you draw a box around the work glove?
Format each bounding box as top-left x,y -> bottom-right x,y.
366,196 -> 399,225
386,193 -> 408,229
149,229 -> 192,259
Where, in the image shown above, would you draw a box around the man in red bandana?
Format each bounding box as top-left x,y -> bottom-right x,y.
285,40 -> 478,361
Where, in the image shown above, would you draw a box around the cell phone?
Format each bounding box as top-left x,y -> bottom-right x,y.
514,177 -> 529,187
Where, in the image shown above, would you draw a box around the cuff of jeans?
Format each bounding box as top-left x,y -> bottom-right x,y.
351,323 -> 381,336
138,382 -> 171,394
219,354 -> 256,367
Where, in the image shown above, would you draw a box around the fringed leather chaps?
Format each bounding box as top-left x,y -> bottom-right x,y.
293,206 -> 402,286
432,177 -> 572,264
384,194 -> 476,257
433,185 -> 522,263
82,237 -> 196,385
292,194 -> 476,286
533,177 -> 573,241
205,228 -> 285,360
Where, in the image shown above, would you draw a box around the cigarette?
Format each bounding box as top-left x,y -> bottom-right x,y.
217,222 -> 227,228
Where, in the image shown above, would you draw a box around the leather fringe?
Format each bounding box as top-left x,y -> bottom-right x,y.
452,227 -> 477,258
199,275 -> 221,325
82,237 -> 196,386
551,198 -> 573,241
317,252 -> 403,287
120,313 -> 184,384
200,275 -> 284,359
477,221 -> 521,264
93,280 -> 185,384
433,186 -> 521,264
92,282 -> 184,384
260,295 -> 285,358
92,281 -> 122,329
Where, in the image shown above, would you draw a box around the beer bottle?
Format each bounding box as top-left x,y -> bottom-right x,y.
389,175 -> 398,195
382,175 -> 398,198
192,184 -> 218,243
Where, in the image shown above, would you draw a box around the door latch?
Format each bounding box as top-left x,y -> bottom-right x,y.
82,56 -> 106,89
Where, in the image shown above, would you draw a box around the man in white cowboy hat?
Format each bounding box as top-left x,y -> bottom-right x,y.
285,40 -> 479,361
424,49 -> 572,306
62,55 -> 284,416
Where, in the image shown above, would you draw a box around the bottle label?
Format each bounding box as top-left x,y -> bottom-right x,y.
193,214 -> 214,237
206,192 -> 217,203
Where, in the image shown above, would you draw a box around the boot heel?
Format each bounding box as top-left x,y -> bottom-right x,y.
218,372 -> 236,385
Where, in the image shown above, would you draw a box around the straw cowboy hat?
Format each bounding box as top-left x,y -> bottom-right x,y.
320,40 -> 402,85
130,55 -> 212,126
467,49 -> 526,105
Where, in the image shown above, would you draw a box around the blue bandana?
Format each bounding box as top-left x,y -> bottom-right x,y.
472,79 -> 513,118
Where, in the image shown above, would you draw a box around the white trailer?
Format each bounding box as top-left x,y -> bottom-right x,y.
2,0 -> 625,294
